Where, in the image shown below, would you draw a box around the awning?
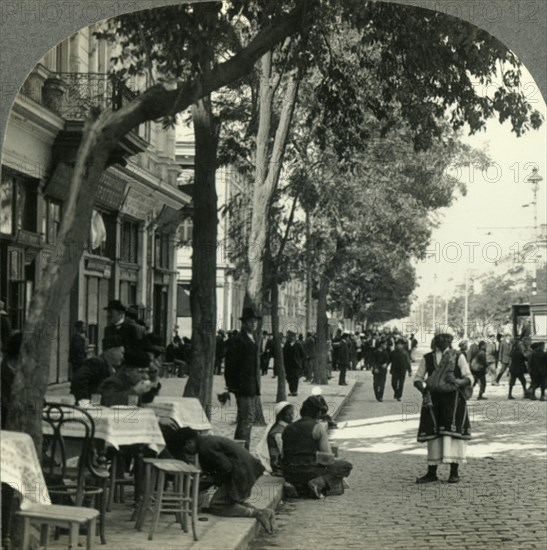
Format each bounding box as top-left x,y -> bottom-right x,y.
45,162 -> 127,211
155,205 -> 189,234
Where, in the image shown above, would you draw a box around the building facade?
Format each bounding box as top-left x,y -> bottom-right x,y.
174,133 -> 317,338
0,24 -> 189,383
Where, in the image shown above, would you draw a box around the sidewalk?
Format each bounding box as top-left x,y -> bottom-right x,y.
43,369 -> 358,549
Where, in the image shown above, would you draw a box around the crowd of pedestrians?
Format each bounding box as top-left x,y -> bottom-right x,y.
459,332 -> 547,401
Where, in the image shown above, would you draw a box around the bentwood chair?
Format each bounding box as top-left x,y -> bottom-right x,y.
41,403 -> 110,544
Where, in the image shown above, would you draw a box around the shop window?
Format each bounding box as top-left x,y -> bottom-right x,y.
180,218 -> 193,244
121,220 -> 139,264
155,232 -> 170,269
1,173 -> 38,234
46,199 -> 62,244
0,175 -> 14,234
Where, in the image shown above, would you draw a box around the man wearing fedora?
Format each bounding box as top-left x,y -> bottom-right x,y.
224,307 -> 261,450
103,300 -> 142,351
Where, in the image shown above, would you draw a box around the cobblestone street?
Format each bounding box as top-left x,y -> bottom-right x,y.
253,363 -> 547,550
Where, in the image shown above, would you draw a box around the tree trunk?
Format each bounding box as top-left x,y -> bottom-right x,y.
314,275 -> 330,384
183,98 -> 218,420
271,274 -> 287,402
5,112 -> 111,452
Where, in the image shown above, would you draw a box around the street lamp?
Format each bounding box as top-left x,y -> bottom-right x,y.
525,167 -> 543,297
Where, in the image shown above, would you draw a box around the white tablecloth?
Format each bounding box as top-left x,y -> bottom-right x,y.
0,430 -> 51,507
42,406 -> 166,454
145,397 -> 212,431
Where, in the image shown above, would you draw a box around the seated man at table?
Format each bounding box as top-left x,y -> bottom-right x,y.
99,348 -> 161,407
165,427 -> 276,534
70,335 -> 124,404
282,395 -> 352,499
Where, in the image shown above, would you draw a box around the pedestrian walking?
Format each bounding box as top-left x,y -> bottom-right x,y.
304,332 -> 316,382
470,340 -> 489,400
283,330 -> 304,396
338,332 -> 350,386
485,333 -> 498,383
495,332 -> 512,385
527,342 -> 547,401
224,307 -> 261,450
372,339 -> 390,401
390,339 -> 412,401
414,327 -> 473,484
508,340 -> 528,399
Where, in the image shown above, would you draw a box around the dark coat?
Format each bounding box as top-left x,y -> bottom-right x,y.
68,332 -> 86,368
390,348 -> 411,374
283,341 -> 304,375
70,356 -> 113,402
197,435 -> 264,501
224,331 -> 260,397
338,339 -> 350,367
99,368 -> 160,407
509,348 -> 527,375
104,319 -> 141,350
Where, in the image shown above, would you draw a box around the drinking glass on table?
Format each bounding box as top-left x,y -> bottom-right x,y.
90,393 -> 102,406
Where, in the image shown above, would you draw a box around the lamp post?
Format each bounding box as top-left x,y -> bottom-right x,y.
525,168 -> 543,297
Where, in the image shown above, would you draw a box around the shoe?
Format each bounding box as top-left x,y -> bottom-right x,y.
416,473 -> 438,484
377,398 -> 383,402
307,480 -> 325,499
339,383 -> 348,386
397,398 -> 402,402
540,396 -> 546,401
448,474 -> 460,483
508,395 -> 515,400
477,396 -> 488,400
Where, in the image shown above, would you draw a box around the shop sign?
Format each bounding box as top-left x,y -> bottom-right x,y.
121,187 -> 157,220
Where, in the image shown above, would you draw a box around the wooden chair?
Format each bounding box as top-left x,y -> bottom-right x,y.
16,503 -> 99,550
134,458 -> 200,541
42,403 -> 110,545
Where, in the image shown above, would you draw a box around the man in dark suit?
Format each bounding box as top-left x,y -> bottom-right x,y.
224,307 -> 261,450
103,300 -> 142,351
338,332 -> 350,386
283,330 -> 304,396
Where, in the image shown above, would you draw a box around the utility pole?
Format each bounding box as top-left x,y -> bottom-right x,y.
526,168 -> 542,297
464,272 -> 469,339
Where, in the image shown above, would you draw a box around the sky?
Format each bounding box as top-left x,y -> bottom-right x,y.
175,64 -> 546,306
413,64 -> 547,301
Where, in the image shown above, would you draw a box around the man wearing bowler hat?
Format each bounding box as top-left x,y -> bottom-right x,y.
224,307 -> 261,450
103,300 -> 142,350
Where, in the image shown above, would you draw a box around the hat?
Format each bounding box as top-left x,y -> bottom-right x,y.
141,334 -> 165,356
287,329 -> 297,336
239,307 -> 261,321
274,401 -> 293,419
126,306 -> 139,320
435,325 -> 455,337
102,335 -> 124,350
123,349 -> 150,370
104,300 -> 126,313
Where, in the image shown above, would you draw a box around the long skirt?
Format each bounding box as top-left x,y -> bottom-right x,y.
417,390 -> 471,442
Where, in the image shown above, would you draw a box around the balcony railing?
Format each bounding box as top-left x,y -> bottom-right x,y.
21,70 -> 150,142
48,72 -> 137,119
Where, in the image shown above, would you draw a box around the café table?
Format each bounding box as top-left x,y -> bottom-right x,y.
1,430 -> 51,550
144,396 -> 212,431
1,430 -> 51,507
41,405 -> 166,454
